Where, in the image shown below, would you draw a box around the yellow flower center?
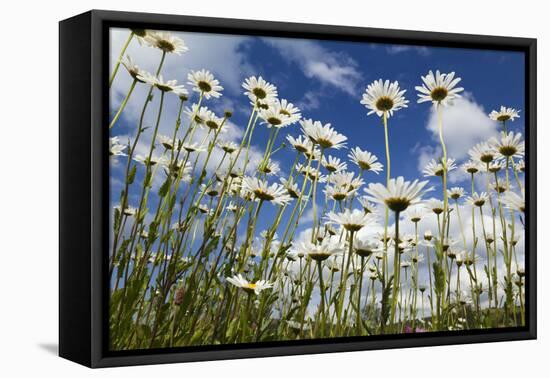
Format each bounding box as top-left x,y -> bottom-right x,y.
355,248 -> 373,258
279,109 -> 291,116
157,40 -> 175,53
480,154 -> 494,163
132,29 -> 147,37
155,83 -> 173,92
252,87 -> 267,99
499,146 -> 517,157
198,81 -> 212,92
267,117 -> 282,126
254,189 -> 275,201
375,96 -> 395,111
497,114 -> 511,122
316,138 -> 333,149
358,161 -> 372,170
432,207 -> 444,215
430,87 -> 448,102
385,197 -> 411,213
308,252 -> 331,261
206,120 -> 220,129
474,199 -> 485,207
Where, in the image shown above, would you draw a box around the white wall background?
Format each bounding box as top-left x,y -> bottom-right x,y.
0,0 -> 546,376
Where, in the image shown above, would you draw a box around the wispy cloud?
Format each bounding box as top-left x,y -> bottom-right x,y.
263,38 -> 363,96
386,45 -> 431,56
297,90 -> 322,111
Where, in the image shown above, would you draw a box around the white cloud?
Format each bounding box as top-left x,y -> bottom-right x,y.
297,90 -> 322,111
414,94 -> 499,183
109,27 -> 255,122
386,45 -> 431,56
426,94 -> 499,160
263,38 -> 362,95
413,143 -> 442,174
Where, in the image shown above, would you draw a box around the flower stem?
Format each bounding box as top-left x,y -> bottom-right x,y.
109,31 -> 134,88
109,79 -> 137,129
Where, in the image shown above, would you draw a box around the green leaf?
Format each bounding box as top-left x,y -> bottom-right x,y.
127,165 -> 137,185
113,207 -> 121,232
158,177 -> 171,197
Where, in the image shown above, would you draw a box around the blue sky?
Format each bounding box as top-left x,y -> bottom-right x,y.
109,28 -> 525,294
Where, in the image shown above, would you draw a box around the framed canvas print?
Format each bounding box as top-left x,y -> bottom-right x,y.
59,10 -> 537,368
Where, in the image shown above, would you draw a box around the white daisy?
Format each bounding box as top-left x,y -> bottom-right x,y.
403,205 -> 426,223
201,182 -> 223,197
121,55 -> 147,82
448,187 -> 465,200
226,201 -> 238,212
133,154 -> 168,167
303,146 -> 322,161
328,171 -> 360,191
325,208 -> 373,232
259,102 -> 291,128
203,111 -> 226,131
462,160 -> 482,174
489,131 -> 525,159
325,258 -> 342,272
322,155 -> 347,173
242,76 -> 278,104
489,106 -> 521,123
130,29 -> 149,44
158,135 -> 176,150
137,72 -> 186,93
324,184 -> 355,201
280,178 -> 301,199
423,158 -> 457,177
164,159 -> 192,181
196,203 -> 212,215
357,196 -> 376,214
218,140 -> 239,154
109,137 -> 127,157
499,190 -> 525,213
485,160 -> 504,173
300,119 -> 347,150
360,79 -> 409,117
173,86 -> 189,101
114,205 -> 137,217
467,192 -> 490,207
296,163 -> 326,182
426,199 -> 445,215
258,159 -> 280,176
296,237 -> 344,262
490,181 -> 507,194
348,147 -> 384,173
286,134 -> 313,154
353,237 -> 380,258
278,99 -> 302,125
184,104 -> 213,126
415,70 -> 464,106
144,31 -> 188,55
364,177 -> 432,213
187,69 -> 224,99
241,177 -> 292,205
226,274 -> 273,295
469,142 -> 498,164
516,159 -> 526,173
181,142 -> 206,153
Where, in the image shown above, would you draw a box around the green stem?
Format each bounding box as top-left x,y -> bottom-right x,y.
109,79 -> 137,129
109,31 -> 134,88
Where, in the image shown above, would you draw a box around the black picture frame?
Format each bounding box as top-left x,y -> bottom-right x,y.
59,9 -> 537,368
